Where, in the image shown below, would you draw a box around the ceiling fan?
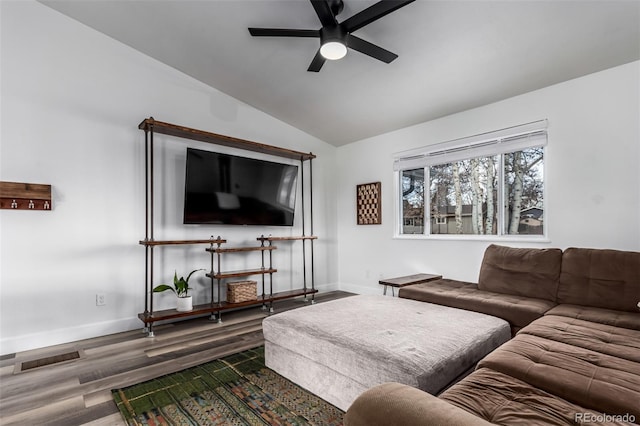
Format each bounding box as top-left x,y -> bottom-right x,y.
248,0 -> 415,72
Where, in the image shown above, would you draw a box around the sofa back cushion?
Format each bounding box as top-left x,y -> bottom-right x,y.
557,247 -> 640,312
478,244 -> 562,302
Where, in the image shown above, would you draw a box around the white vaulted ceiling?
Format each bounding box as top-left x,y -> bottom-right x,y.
40,0 -> 640,146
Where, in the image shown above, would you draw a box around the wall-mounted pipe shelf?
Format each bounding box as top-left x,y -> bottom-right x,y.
138,118 -> 317,336
0,181 -> 52,210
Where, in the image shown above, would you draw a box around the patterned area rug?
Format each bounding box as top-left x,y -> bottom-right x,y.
112,346 -> 344,425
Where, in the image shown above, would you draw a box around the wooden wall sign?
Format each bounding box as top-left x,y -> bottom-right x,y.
356,182 -> 381,225
0,181 -> 52,210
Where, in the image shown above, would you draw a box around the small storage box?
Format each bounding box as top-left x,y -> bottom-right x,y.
227,280 -> 258,303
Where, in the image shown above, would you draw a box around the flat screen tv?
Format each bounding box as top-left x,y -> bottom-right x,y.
183,148 -> 298,226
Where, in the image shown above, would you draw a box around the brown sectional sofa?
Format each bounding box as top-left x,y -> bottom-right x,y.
344,245 -> 640,425
400,245 -> 564,335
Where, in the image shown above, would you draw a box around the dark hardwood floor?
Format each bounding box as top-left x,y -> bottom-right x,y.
0,291 -> 353,425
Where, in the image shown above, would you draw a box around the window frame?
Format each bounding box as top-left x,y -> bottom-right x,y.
393,121 -> 548,241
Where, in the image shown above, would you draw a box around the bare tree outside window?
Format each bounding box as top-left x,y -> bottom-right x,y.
504,147 -> 544,235
399,148 -> 544,237
401,169 -> 424,234
429,156 -> 499,235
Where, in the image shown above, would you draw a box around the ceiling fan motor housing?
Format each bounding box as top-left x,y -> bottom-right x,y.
320,25 -> 347,47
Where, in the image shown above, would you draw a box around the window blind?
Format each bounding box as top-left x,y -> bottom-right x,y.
393,119 -> 548,171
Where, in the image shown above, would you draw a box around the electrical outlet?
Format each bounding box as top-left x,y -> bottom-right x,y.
96,293 -> 106,306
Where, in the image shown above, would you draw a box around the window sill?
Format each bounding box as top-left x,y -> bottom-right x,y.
393,234 -> 551,243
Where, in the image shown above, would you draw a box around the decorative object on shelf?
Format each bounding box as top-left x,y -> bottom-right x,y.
227,280 -> 258,303
153,269 -> 204,312
0,181 -> 52,210
356,181 -> 381,225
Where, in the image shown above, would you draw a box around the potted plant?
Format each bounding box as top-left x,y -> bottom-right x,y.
153,269 -> 204,312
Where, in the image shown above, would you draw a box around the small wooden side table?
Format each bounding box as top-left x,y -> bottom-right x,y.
379,273 -> 442,296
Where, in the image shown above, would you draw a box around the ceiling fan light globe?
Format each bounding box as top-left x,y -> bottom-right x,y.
320,41 -> 347,60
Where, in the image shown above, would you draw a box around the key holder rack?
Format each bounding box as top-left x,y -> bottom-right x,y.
0,181 -> 52,211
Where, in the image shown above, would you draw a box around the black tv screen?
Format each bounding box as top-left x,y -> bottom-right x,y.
183,148 -> 298,225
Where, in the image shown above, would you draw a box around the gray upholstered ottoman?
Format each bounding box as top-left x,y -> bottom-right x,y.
262,295 -> 510,411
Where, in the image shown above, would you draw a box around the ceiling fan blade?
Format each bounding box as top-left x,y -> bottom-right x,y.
249,28 -> 319,38
307,49 -> 326,72
347,34 -> 398,63
310,0 -> 338,28
341,0 -> 415,33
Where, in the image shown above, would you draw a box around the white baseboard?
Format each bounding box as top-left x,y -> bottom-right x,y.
337,282 -> 384,296
0,317 -> 141,356
315,282 -> 341,293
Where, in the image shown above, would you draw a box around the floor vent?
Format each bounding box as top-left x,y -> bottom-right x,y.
20,351 -> 80,371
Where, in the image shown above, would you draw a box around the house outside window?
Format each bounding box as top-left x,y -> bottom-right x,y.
395,121 -> 547,239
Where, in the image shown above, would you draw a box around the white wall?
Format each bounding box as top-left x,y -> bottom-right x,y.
336,61 -> 640,294
2,1 -> 638,356
0,1 -> 338,355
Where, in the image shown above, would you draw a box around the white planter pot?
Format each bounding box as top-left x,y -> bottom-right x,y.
176,296 -> 193,312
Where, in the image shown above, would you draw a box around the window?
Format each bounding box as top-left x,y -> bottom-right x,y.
401,169 -> 425,234
395,121 -> 546,238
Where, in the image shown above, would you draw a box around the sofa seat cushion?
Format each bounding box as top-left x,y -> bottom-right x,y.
399,279 -> 556,330
546,304 -> 640,331
477,333 -> 640,419
557,247 -> 640,312
520,315 -> 640,362
478,244 -> 563,301
440,367 -> 632,426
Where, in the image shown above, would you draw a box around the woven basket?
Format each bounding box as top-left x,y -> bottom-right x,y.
227,280 -> 257,303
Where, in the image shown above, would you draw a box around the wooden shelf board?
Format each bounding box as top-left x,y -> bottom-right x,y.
267,288 -> 318,302
138,305 -> 218,323
0,181 -> 51,199
206,268 -> 278,279
140,239 -> 226,246
139,118 -> 315,161
222,288 -> 318,308
139,288 -> 318,323
258,235 -> 318,241
206,246 -> 277,253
